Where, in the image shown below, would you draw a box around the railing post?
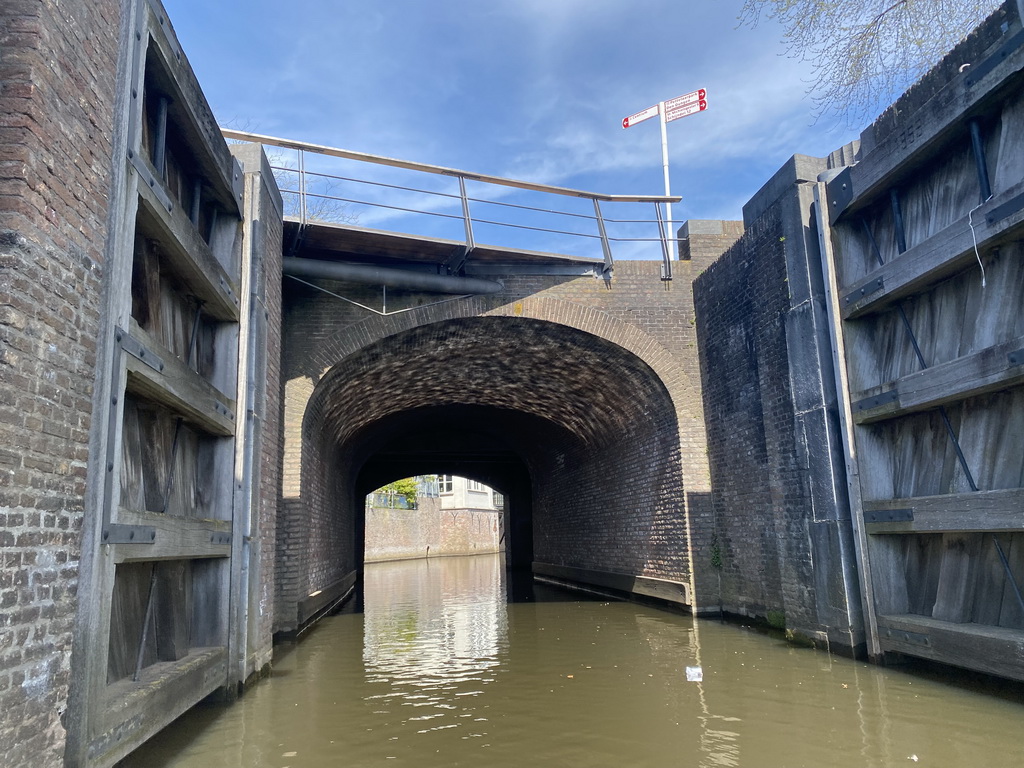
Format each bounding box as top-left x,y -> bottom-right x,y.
298,149 -> 307,226
592,199 -> 614,276
459,176 -> 475,252
654,201 -> 673,281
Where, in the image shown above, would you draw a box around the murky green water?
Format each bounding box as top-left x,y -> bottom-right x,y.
128,554 -> 1024,767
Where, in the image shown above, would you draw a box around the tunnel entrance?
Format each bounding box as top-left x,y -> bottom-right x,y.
278,313 -> 694,634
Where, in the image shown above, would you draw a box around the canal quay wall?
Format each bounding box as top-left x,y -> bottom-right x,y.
0,0 -> 121,765
1,0 -> 1024,765
364,497 -> 503,563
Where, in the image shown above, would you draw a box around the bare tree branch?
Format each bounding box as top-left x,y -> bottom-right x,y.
740,0 -> 1003,124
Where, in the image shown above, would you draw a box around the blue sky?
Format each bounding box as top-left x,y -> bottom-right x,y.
162,0 -> 864,250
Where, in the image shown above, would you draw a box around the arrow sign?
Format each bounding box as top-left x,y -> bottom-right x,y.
622,104 -> 659,129
664,88 -> 706,111
665,98 -> 708,123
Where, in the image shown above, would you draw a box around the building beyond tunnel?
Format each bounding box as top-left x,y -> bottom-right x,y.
2,0 -> 1024,765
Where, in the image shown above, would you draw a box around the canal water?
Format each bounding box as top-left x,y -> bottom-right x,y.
127,554 -> 1024,767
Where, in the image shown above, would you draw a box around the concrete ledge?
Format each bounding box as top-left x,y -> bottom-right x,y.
532,562 -> 690,607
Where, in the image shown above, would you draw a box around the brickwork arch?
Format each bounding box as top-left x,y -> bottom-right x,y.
284,293 -> 698,493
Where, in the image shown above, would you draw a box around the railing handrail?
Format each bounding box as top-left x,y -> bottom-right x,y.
222,128 -> 682,205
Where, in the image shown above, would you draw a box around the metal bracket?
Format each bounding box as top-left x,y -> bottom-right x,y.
882,626 -> 930,647
826,166 -> 854,224
229,156 -> 245,218
102,524 -> 157,545
865,508 -> 914,524
444,244 -> 473,276
852,389 -> 899,413
964,28 -> 1024,89
1009,348 -> 1024,367
985,190 -> 1024,227
842,276 -> 884,308
115,326 -> 165,373
209,531 -> 231,546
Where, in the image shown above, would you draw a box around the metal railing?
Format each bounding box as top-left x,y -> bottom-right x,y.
222,129 -> 683,280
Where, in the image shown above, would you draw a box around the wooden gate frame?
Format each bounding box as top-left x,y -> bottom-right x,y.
64,1 -> 276,764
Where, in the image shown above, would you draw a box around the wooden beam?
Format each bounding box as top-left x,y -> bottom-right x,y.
124,321 -> 236,436
112,508 -> 231,563
851,335 -> 1024,423
839,182 -> 1024,319
90,648 -> 226,766
877,613 -> 1024,681
826,27 -> 1024,223
864,489 -> 1024,534
143,0 -> 243,215
136,177 -> 240,322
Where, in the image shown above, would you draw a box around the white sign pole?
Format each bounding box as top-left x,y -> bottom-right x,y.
622,88 -> 707,256
658,101 -> 672,243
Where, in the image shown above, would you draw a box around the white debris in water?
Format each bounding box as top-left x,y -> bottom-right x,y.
685,666 -> 703,682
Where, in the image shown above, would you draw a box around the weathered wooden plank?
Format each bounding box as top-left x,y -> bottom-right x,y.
91,648 -> 226,767
143,0 -> 243,216
155,560 -> 191,661
840,182 -> 1024,319
932,533 -> 982,623
864,488 -> 1024,534
903,535 -> 942,616
827,26 -> 1024,224
119,399 -> 147,513
106,562 -> 157,684
852,335 -> 1024,423
972,534 -> 1008,626
815,177 -> 883,658
866,535 -> 910,615
124,321 -> 235,436
998,533 -> 1024,630
112,508 -> 231,563
190,558 -> 228,647
136,177 -> 239,321
877,613 -> 1024,681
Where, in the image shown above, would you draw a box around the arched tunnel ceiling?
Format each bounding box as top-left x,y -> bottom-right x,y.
308,317 -> 677,471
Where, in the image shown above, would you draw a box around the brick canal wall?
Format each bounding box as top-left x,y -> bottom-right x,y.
364,497 -> 502,563
693,156 -> 864,650
0,0 -> 121,765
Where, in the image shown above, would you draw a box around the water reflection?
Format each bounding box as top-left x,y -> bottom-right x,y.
126,554 -> 1024,768
361,556 -> 506,744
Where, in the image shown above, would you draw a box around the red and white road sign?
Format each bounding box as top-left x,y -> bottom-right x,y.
664,88 -> 706,112
665,98 -> 708,123
622,104 -> 659,129
622,88 -> 708,127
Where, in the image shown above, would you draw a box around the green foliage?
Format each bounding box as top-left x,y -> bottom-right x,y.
741,0 -> 1003,123
710,536 -> 723,570
766,609 -> 786,630
381,477 -> 418,507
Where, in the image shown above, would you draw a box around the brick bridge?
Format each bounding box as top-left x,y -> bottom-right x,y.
4,0 -> 1024,766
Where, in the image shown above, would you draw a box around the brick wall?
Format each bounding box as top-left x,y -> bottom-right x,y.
692,157 -> 864,650
364,497 -> 502,562
0,0 -> 121,764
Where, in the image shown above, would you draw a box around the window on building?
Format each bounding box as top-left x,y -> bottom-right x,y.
492,491 -> 505,511
467,479 -> 486,492
439,475 -> 454,494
